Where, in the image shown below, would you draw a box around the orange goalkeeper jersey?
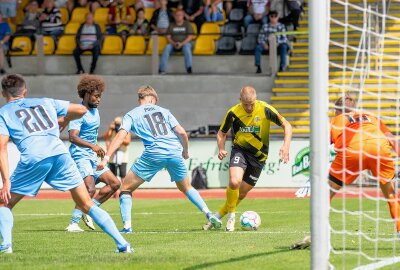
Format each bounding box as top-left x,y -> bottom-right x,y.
330,112 -> 390,150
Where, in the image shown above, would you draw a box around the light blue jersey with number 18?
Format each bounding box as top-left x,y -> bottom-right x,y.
0,98 -> 70,164
121,104 -> 182,158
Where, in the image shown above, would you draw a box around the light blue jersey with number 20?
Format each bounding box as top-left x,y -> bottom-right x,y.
121,104 -> 182,158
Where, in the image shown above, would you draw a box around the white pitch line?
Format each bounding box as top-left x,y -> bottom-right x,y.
353,257 -> 400,270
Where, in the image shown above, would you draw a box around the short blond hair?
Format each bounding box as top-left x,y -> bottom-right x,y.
334,95 -> 356,113
138,85 -> 158,103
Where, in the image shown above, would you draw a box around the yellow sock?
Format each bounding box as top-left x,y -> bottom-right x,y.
226,186 -> 239,214
218,197 -> 244,218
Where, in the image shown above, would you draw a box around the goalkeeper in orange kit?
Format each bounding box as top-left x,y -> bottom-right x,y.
291,95 -> 400,249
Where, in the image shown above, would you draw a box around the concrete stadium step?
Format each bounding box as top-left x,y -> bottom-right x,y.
273,87 -> 400,93
302,13 -> 400,19
291,55 -> 400,62
297,26 -> 400,32
277,71 -> 400,77
292,47 -> 400,55
299,19 -> 400,27
275,78 -> 400,85
288,62 -> 400,71
270,103 -> 397,109
293,40 -> 400,48
270,95 -> 399,102
297,32 -> 400,39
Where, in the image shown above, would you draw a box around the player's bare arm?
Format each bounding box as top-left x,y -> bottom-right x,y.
173,125 -> 189,159
217,130 -> 228,160
69,129 -> 105,158
0,135 -> 10,205
97,129 -> 128,170
58,104 -> 88,132
279,120 -> 292,163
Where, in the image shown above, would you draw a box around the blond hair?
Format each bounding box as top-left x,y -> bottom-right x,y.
334,95 -> 356,113
138,85 -> 158,103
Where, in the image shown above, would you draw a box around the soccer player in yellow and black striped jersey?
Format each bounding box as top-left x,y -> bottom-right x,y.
203,86 -> 292,231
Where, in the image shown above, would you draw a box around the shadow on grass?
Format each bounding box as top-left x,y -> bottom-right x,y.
182,247 -> 292,270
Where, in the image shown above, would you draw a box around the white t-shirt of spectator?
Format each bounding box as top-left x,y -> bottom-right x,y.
157,10 -> 169,29
250,0 -> 269,15
80,25 -> 97,49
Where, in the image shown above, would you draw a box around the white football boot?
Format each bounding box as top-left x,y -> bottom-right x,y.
65,223 -> 84,232
82,214 -> 95,230
225,215 -> 236,232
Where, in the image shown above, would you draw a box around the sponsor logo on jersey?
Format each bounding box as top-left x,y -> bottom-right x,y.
239,126 -> 260,133
254,116 -> 261,123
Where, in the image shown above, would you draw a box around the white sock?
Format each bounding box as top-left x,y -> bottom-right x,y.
227,213 -> 236,219
124,220 -> 131,229
215,212 -> 222,219
201,206 -> 211,215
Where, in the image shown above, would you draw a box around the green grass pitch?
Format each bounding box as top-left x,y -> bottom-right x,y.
1,197 -> 400,269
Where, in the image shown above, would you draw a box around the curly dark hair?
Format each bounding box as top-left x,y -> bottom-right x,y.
1,74 -> 26,97
77,74 -> 106,99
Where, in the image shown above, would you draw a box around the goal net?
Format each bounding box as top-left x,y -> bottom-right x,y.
310,0 -> 400,269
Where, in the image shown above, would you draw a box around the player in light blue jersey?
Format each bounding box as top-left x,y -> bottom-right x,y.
0,74 -> 132,254
97,85 -> 222,233
66,75 -> 121,232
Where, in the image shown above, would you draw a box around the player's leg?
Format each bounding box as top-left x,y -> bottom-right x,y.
0,193 -> 24,254
47,154 -> 132,252
67,174 -> 96,232
119,169 -> 145,233
95,170 -> 121,204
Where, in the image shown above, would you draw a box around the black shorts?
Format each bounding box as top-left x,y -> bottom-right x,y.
229,147 -> 264,186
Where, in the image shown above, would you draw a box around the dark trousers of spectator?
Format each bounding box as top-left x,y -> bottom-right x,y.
109,163 -> 127,179
73,45 -> 100,73
280,1 -> 302,30
255,43 -> 289,70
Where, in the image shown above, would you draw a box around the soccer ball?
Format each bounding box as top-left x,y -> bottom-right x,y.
240,211 -> 261,231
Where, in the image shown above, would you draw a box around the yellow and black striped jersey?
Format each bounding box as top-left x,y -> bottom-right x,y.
219,100 -> 286,162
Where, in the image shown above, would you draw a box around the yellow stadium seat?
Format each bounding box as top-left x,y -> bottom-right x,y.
146,36 -> 167,55
60,7 -> 69,25
193,36 -> 215,55
98,23 -> 106,33
94,7 -> 109,25
55,35 -> 76,55
200,22 -> 220,40
65,22 -> 81,34
70,7 -> 89,23
124,0 -> 136,7
32,36 -> 55,55
129,7 -> 136,24
144,8 -> 155,22
10,36 -> 32,56
7,21 -> 16,33
123,35 -> 146,55
101,35 -> 123,54
190,23 -> 197,39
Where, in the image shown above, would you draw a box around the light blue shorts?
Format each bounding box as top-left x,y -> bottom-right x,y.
75,158 -> 109,183
11,154 -> 83,197
131,153 -> 188,182
0,2 -> 16,18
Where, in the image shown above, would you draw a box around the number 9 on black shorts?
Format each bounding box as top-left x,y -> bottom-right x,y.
229,147 -> 264,186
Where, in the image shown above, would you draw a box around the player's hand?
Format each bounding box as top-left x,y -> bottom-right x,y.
279,145 -> 290,163
97,159 -> 107,171
0,180 -> 11,205
182,150 -> 189,160
290,235 -> 311,250
92,145 -> 105,159
218,150 -> 228,160
58,116 -> 68,132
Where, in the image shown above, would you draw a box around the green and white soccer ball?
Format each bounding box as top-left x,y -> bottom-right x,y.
240,211 -> 261,231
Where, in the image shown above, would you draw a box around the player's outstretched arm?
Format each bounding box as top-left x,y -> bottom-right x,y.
0,135 -> 11,204
279,120 -> 292,163
97,129 -> 128,170
69,129 -> 105,158
58,104 -> 87,132
217,130 -> 228,160
173,125 -> 189,159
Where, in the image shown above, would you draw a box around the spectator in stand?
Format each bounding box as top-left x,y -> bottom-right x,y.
280,0 -> 302,31
90,0 -> 111,13
130,8 -> 148,35
159,9 -> 194,74
0,0 -> 17,25
107,0 -> 131,41
105,117 -> 131,181
67,0 -> 88,13
16,0 -> 40,36
40,0 -> 64,41
254,10 -> 289,73
179,0 -> 205,33
149,0 -> 173,34
135,0 -> 157,10
244,0 -> 270,28
204,0 -> 223,22
0,13 -> 10,74
73,12 -> 102,74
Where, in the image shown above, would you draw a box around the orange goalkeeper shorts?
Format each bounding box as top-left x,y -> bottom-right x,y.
329,142 -> 395,185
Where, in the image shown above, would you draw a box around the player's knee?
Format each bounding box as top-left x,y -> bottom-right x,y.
229,179 -> 241,189
110,180 -> 121,192
87,186 -> 96,198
